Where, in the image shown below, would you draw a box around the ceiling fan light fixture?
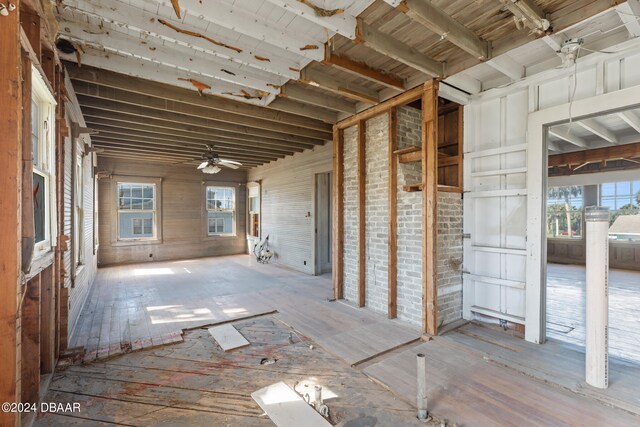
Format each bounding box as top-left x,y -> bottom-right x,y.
202,165 -> 221,174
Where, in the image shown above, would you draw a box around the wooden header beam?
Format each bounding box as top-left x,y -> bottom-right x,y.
323,46 -> 405,91
299,67 -> 379,104
548,141 -> 640,167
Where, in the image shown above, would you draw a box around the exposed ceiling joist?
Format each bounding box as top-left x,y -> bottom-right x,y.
59,0 -> 302,79
72,82 -> 331,141
57,20 -> 284,94
323,46 -> 405,90
80,107 -> 315,151
577,119 -> 619,144
355,19 -> 445,78
549,126 -> 592,148
616,0 -> 640,38
60,50 -> 271,106
145,0 -> 325,61
268,97 -> 338,124
392,0 -> 490,60
85,118 -> 303,155
619,111 -> 640,134
66,64 -> 331,131
486,55 -> 525,81
88,125 -> 296,158
77,96 -> 326,147
498,0 -> 551,34
280,84 -> 357,114
264,0 -> 358,38
548,141 -> 640,167
299,67 -> 379,104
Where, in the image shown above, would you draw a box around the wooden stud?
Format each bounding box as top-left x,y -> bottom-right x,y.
388,108 -> 398,319
21,52 -> 34,274
357,120 -> 366,308
422,80 -> 439,335
20,7 -> 40,61
0,1 -> 22,423
457,106 -> 464,190
21,275 -> 40,405
332,126 -> 344,300
324,46 -> 405,91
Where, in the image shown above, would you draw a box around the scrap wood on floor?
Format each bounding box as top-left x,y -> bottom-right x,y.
36,315 -> 449,426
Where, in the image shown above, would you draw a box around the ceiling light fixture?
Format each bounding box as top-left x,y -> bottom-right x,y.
202,164 -> 221,174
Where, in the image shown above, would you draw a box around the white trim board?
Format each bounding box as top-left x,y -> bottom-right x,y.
251,382 -> 331,427
208,324 -> 250,352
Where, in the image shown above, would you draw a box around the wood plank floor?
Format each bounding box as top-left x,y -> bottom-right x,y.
69,255 -> 421,365
547,263 -> 640,362
39,316 -> 434,426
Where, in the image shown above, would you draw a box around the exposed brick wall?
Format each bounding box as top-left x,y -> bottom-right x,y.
365,115 -> 389,315
343,125 -> 359,302
396,106 -> 424,326
437,191 -> 464,326
341,106 -> 463,328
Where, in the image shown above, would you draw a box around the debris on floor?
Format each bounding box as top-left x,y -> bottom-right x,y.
208,323 -> 251,352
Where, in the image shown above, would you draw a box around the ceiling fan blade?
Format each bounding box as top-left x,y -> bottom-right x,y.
197,161 -> 210,169
219,163 -> 239,170
219,159 -> 242,166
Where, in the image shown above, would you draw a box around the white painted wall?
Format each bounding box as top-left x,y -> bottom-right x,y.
463,39 -> 640,342
64,76 -> 99,338
248,143 -> 333,275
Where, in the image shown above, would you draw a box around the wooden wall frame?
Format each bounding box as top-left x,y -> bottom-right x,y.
332,127 -> 344,300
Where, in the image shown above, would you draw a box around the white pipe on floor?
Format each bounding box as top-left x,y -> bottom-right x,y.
585,206 -> 609,389
417,353 -> 428,419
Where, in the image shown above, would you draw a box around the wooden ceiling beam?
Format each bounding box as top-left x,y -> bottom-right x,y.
299,67 -> 379,104
84,118 -> 303,155
76,96 -> 327,146
280,84 -> 357,114
577,119 -> 619,144
79,107 -> 315,150
619,111 -> 640,134
323,46 -> 405,91
73,80 -> 330,141
67,64 -> 331,130
549,126 -> 592,149
263,0 -> 357,38
497,0 -> 550,34
548,141 -> 640,167
91,139 -> 269,164
355,19 -> 445,78
394,0 -> 490,60
97,150 -> 258,168
91,135 -> 281,162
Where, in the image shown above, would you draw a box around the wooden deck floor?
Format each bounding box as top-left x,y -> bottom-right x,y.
55,255 -> 640,426
547,263 -> 640,362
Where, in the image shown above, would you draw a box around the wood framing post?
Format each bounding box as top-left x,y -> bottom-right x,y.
357,120 -> 366,308
332,126 -> 344,299
422,80 -> 439,335
388,108 -> 398,319
0,0 -> 23,424
40,265 -> 55,373
21,275 -> 40,405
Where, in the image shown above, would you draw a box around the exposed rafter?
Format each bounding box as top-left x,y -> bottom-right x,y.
264,0 -> 358,38
486,55 -> 525,81
299,67 -> 379,104
280,83 -> 357,114
617,0 -> 640,37
577,119 -> 619,144
355,19 -> 445,78
619,111 -> 640,134
391,0 -> 490,60
323,45 -> 405,90
268,97 -> 338,124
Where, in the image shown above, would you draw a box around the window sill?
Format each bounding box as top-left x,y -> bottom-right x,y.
203,234 -> 237,240
112,239 -> 162,247
25,251 -> 55,282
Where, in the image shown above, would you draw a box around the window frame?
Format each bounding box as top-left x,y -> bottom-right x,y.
111,176 -> 163,246
32,66 -> 57,259
203,184 -> 236,237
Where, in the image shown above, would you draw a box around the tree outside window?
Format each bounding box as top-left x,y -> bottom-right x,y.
206,186 -> 235,236
547,186 -> 583,239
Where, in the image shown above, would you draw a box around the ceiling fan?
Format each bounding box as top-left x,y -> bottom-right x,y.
187,145 -> 242,174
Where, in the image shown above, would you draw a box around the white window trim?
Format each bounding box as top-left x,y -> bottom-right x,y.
203,183 -> 236,238
32,65 -> 57,260
111,176 -> 162,246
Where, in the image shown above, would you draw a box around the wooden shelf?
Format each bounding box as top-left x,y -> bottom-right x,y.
402,183 -> 463,193
393,145 -> 420,155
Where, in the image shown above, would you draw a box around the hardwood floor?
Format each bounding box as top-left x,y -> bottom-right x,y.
546,263 -> 640,362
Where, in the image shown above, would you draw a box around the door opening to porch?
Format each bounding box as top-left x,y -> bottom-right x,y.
315,172 -> 332,275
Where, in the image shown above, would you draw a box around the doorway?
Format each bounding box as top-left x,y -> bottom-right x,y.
315,172 -> 332,275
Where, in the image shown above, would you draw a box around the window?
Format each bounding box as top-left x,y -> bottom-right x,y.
117,183 -> 156,240
75,149 -> 85,267
248,183 -> 260,238
206,186 -> 235,236
601,181 -> 640,241
547,186 -> 584,239
32,67 -> 57,257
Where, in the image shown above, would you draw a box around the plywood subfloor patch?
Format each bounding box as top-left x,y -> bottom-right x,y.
251,382 -> 331,427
